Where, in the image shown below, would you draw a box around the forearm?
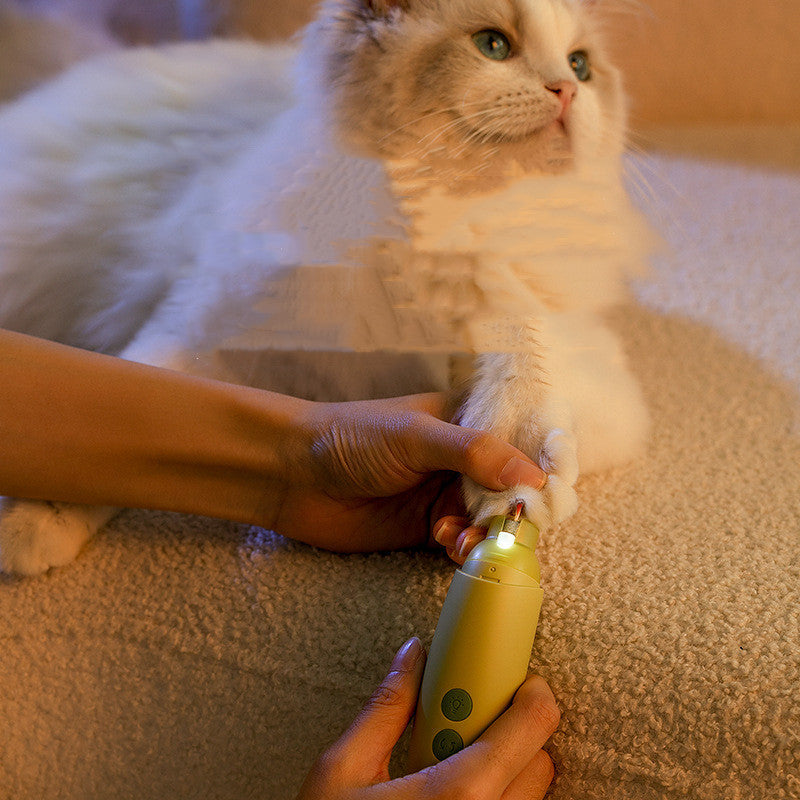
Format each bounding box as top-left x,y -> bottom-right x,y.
0,330 -> 315,524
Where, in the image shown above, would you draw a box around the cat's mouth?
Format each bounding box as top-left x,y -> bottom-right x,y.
456,112 -> 570,149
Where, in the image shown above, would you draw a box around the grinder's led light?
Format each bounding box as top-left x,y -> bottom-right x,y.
496,531 -> 516,550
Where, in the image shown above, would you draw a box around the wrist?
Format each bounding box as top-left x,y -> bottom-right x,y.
197,383 -> 319,524
108,369 -> 320,527
226,384 -> 318,483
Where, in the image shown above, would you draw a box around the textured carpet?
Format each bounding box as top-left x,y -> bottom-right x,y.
1,129 -> 799,799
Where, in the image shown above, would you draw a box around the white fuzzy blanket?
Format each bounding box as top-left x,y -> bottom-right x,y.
1,128 -> 798,799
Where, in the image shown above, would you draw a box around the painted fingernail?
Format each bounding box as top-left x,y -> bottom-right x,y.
499,457 -> 548,490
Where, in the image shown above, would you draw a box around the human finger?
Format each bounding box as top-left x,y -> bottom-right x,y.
397,676 -> 559,800
450,526 -> 487,564
450,675 -> 560,794
472,676 -> 560,789
432,518 -> 488,564
318,637 -> 426,787
396,392 -> 450,418
409,420 -> 548,493
431,516 -> 471,549
501,750 -> 555,800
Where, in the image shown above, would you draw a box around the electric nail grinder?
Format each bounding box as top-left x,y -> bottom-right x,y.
407,504 -> 543,770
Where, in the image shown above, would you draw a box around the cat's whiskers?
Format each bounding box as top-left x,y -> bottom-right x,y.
450,130 -> 499,161
622,145 -> 685,233
462,98 -> 558,146
413,106 -> 496,148
414,101 -> 537,152
407,108 -> 500,161
622,157 -> 655,204
376,100 -> 488,147
457,120 -> 506,148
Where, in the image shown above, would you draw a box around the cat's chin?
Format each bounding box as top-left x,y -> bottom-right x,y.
468,120 -> 577,175
534,121 -> 575,170
494,129 -> 576,177
384,133 -> 578,197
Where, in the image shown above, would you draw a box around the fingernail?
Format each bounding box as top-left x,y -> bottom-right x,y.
455,533 -> 479,560
433,519 -> 461,546
394,637 -> 423,670
499,457 -> 548,491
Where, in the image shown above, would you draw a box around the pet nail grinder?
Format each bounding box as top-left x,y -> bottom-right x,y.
407,504 -> 543,770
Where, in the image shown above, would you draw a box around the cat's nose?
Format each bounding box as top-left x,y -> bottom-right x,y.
546,81 -> 577,118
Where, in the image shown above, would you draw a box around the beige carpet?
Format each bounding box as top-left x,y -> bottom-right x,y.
1,129 -> 799,799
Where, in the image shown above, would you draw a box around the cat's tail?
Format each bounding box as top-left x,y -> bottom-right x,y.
0,0 -> 117,102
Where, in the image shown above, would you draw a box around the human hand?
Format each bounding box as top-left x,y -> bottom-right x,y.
296,637 -> 559,800
265,393 -> 547,554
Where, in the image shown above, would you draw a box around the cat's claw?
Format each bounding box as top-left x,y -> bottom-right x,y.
462,428 -> 579,532
464,477 -> 578,532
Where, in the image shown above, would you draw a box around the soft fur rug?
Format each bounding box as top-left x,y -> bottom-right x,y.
1,129 -> 798,799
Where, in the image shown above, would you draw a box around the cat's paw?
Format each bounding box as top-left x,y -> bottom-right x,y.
463,429 -> 579,531
0,499 -> 114,576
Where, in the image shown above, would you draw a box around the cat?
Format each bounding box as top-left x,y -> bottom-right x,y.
0,0 -> 652,576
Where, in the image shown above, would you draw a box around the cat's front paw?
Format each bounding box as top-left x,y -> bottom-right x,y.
463,430 -> 579,531
0,499 -> 114,576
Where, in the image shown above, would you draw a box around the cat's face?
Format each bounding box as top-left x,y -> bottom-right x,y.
312,0 -> 626,181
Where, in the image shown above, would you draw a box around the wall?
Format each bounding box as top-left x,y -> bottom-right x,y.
609,0 -> 800,126
27,0 -> 797,126
223,0 -> 800,127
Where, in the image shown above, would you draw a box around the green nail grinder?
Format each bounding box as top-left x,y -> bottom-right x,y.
407,510 -> 543,770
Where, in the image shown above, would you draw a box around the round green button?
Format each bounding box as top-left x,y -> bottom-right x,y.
441,688 -> 473,722
432,729 -> 464,761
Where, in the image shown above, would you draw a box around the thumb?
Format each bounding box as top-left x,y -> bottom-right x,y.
418,418 -> 548,493
330,637 -> 426,784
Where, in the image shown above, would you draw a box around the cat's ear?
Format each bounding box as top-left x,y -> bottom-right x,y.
365,0 -> 411,16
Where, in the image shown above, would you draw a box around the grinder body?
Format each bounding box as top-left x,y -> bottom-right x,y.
407,515 -> 543,770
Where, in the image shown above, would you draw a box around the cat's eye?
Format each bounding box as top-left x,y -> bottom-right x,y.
569,50 -> 591,81
472,30 -> 511,61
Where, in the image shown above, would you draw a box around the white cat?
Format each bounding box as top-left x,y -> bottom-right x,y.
0,0 -> 652,575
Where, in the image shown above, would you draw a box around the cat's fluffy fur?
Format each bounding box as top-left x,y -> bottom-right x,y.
0,0 -> 652,575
